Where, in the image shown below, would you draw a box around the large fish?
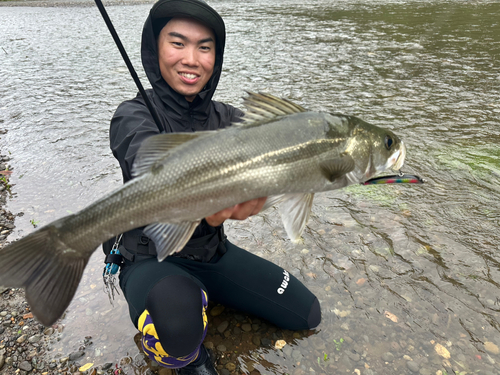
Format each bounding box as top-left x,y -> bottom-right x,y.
0,93 -> 406,326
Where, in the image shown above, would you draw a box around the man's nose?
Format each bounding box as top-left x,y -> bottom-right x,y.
181,47 -> 199,66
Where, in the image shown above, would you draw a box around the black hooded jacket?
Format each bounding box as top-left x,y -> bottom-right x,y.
109,12 -> 243,252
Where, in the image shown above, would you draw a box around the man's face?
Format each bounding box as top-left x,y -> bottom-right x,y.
157,17 -> 216,102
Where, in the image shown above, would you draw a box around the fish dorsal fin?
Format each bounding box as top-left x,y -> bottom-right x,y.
236,92 -> 308,126
132,132 -> 212,178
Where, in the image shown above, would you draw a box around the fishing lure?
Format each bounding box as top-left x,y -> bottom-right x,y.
362,173 -> 425,185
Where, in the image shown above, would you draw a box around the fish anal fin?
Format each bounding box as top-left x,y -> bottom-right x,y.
320,155 -> 355,182
279,193 -> 315,242
144,220 -> 201,262
132,132 -> 213,178
261,194 -> 286,212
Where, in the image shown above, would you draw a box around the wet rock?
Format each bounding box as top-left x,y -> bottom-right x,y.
19,360 -> 32,371
68,350 -> 85,361
28,334 -> 42,343
234,314 -> 244,321
343,335 -> 353,344
291,349 -> 302,361
382,352 -> 395,362
241,323 -> 252,332
216,344 -> 226,352
406,360 -> 420,373
102,362 -> 113,370
312,338 -> 326,350
261,338 -> 272,348
283,345 -> 292,357
390,341 -> 401,351
217,321 -> 229,334
225,362 -> 236,371
418,368 -> 432,375
0,355 -> 4,369
252,335 -> 260,346
484,341 -> 499,355
204,342 -> 214,350
210,305 -> 225,317
16,334 -> 27,344
347,351 -> 361,362
485,354 -> 495,365
43,327 -> 54,336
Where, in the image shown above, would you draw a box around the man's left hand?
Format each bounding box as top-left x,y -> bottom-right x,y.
205,197 -> 267,227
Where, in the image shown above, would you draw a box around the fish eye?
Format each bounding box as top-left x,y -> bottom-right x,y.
385,135 -> 393,150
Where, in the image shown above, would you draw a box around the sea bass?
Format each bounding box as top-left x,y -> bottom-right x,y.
0,93 -> 406,326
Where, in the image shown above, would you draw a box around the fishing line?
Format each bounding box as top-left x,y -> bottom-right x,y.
94,0 -> 164,132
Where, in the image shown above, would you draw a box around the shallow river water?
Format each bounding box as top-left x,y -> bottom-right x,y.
1,0 -> 500,374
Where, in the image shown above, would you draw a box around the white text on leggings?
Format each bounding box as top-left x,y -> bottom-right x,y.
277,270 -> 290,294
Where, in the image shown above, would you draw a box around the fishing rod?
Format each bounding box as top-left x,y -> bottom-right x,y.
94,0 -> 164,132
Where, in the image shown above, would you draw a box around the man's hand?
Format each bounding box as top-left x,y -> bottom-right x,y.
205,197 -> 267,227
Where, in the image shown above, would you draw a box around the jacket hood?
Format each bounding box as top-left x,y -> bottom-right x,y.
141,1 -> 225,125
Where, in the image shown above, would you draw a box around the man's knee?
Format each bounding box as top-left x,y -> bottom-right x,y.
138,275 -> 208,368
307,297 -> 321,329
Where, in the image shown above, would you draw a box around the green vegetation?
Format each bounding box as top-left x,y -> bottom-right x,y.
0,175 -> 11,192
30,219 -> 39,228
317,352 -> 329,367
334,338 -> 344,351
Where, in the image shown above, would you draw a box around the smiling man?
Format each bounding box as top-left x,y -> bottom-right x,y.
108,0 -> 321,374
157,18 -> 215,101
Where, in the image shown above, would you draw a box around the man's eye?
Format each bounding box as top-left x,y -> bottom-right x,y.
200,46 -> 211,51
172,42 -> 184,47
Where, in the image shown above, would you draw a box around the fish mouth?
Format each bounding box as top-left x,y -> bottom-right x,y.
388,141 -> 406,172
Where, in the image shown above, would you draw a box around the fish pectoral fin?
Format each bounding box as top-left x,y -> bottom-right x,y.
279,193 -> 315,242
144,220 -> 201,262
132,132 -> 214,177
320,155 -> 356,182
261,194 -> 286,212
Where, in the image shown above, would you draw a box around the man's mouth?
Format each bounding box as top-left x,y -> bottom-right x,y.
179,72 -> 199,80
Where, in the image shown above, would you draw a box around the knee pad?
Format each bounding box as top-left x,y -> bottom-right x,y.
138,275 -> 208,368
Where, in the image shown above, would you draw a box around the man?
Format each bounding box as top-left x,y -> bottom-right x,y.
109,0 -> 321,374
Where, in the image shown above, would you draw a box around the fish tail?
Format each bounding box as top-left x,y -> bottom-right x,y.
0,222 -> 89,326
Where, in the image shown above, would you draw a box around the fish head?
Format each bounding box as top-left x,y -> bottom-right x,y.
359,123 -> 406,179
329,115 -> 406,181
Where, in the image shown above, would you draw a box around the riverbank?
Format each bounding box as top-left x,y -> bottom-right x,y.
0,0 -> 152,7
0,131 -> 123,374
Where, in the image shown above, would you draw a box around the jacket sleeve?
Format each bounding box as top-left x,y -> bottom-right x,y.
230,105 -> 244,124
109,97 -> 161,183
213,101 -> 244,128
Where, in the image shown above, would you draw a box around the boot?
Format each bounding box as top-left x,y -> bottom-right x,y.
175,345 -> 218,375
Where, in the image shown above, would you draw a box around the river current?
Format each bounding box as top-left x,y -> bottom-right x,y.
1,0 -> 499,374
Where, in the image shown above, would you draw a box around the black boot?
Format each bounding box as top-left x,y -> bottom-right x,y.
175,345 -> 218,375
